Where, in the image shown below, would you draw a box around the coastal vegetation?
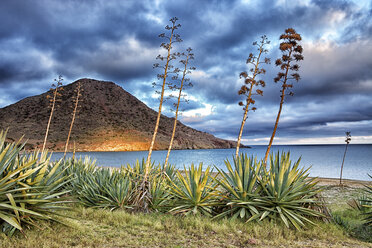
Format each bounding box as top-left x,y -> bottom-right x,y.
1,131 -> 371,246
0,130 -> 71,235
139,17 -> 183,210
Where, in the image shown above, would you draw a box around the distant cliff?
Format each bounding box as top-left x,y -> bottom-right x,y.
0,78 -> 244,151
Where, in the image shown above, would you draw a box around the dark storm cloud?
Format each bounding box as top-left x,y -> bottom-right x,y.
0,0 -> 371,143
0,0 -> 164,86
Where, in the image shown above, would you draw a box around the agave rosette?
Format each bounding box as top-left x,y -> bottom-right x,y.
361,174 -> 372,226
214,154 -> 263,220
167,163 -> 219,217
0,130 -> 71,235
253,152 -> 323,229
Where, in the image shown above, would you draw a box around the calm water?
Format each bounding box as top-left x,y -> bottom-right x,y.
51,145 -> 372,181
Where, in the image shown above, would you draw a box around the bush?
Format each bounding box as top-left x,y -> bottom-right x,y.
349,174 -> 372,226
65,158 -> 134,210
360,175 -> 372,226
167,163 -> 219,217
215,152 -> 324,229
256,152 -> 324,229
61,151 -> 326,230
65,158 -> 175,212
0,131 -> 71,235
123,159 -> 174,212
214,154 -> 263,220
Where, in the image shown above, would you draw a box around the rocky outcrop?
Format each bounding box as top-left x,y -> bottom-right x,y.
0,78 -> 242,151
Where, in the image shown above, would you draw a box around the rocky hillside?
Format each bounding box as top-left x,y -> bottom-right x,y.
0,78 -> 241,151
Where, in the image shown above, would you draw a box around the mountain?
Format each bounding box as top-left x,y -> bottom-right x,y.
0,78 -> 241,151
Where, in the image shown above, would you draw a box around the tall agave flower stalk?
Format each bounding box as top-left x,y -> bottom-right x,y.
235,36 -> 270,158
164,48 -> 194,168
339,131 -> 351,185
264,28 -> 304,164
64,82 -> 83,158
42,75 -> 63,154
145,17 -> 182,177
137,17 -> 182,211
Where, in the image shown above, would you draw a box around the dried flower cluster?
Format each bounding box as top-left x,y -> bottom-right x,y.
264,28 -> 303,164
235,35 -> 270,158
42,75 -> 63,153
164,47 -> 195,167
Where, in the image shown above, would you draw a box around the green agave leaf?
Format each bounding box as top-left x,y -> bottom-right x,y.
0,212 -> 22,231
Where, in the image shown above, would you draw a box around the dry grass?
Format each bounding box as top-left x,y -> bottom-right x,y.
1,184 -> 371,248
1,206 -> 370,248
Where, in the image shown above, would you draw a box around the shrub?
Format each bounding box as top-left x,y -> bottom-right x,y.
65,159 -> 134,211
167,163 -> 219,217
360,174 -> 372,226
124,159 -> 170,212
214,154 -> 263,220
255,152 -> 324,229
215,152 -> 324,230
65,158 -> 175,212
0,130 -> 71,235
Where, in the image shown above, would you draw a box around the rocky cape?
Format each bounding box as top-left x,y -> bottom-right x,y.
0,78 -> 246,152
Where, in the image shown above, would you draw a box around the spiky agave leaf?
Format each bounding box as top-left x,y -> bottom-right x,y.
361,174 -> 372,226
151,163 -> 178,212
160,163 -> 178,182
124,158 -> 159,183
167,163 -> 219,217
0,131 -> 71,235
65,159 -> 136,211
148,176 -> 171,212
124,159 -> 171,211
98,169 -> 134,211
63,156 -> 98,195
253,152 -> 324,230
213,154 -> 263,220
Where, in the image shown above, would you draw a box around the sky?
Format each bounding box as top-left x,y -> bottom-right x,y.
0,0 -> 371,145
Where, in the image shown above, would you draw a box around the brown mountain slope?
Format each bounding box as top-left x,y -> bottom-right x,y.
0,78 -> 240,151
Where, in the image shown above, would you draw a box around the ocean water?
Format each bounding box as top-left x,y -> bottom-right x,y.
51,144 -> 372,181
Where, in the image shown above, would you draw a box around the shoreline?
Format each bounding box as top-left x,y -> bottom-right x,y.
48,143 -> 371,153
312,177 -> 371,187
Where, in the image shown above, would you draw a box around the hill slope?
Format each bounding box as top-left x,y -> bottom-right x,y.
0,78 -> 239,151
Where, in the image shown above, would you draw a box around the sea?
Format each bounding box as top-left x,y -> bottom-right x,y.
51,144 -> 372,181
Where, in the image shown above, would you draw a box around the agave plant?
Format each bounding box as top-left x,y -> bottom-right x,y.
214,154 -> 263,220
124,160 -> 179,212
167,163 -> 219,217
160,162 -> 178,182
67,163 -> 134,211
62,156 -> 98,196
360,174 -> 372,226
65,156 -> 97,175
148,176 -> 171,212
254,152 -> 324,230
0,130 -> 71,235
123,158 -> 159,182
99,169 -> 134,211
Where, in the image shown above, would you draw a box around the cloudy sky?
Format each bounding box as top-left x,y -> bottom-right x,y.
0,0 -> 371,145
